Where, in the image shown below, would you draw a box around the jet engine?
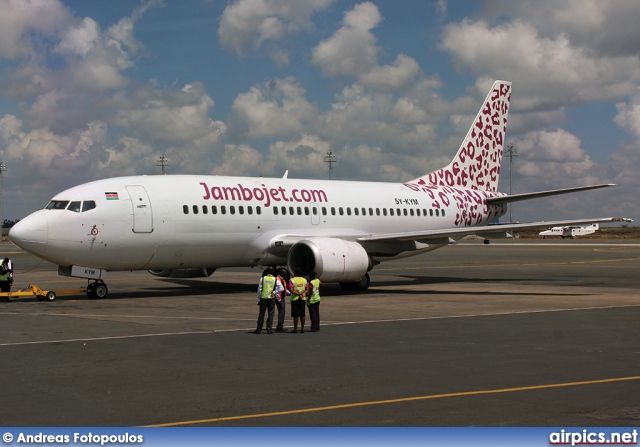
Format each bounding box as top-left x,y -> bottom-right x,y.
287,238 -> 371,282
148,267 -> 216,278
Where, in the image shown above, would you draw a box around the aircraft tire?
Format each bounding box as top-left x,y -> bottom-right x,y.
339,273 -> 370,292
92,283 -> 108,299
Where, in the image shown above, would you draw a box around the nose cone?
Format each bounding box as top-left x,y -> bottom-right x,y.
9,211 -> 49,257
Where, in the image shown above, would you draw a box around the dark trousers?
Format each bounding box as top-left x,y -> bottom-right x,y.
256,298 -> 276,331
0,280 -> 10,301
276,298 -> 286,329
308,302 -> 320,331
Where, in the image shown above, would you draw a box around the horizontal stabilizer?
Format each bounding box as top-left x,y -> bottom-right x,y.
487,184 -> 615,205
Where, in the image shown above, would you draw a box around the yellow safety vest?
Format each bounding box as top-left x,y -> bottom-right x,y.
290,277 -> 307,301
308,278 -> 321,304
260,275 -> 276,299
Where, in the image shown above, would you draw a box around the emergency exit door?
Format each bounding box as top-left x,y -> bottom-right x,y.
126,185 -> 153,233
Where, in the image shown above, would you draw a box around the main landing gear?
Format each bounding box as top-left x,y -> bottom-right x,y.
339,273 -> 371,292
86,279 -> 109,299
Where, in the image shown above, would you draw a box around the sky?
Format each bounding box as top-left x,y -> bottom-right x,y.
0,0 -> 639,224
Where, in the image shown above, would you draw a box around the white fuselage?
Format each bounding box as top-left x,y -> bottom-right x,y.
9,175 -> 506,272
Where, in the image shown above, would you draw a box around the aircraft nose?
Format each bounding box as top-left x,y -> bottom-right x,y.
9,211 -> 49,256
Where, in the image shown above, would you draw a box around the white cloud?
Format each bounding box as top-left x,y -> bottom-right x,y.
440,19 -> 640,111
114,82 -> 226,147
218,0 -> 334,61
229,77 -> 316,139
0,0 -> 70,59
514,129 -> 594,181
55,17 -> 100,57
210,144 -> 265,176
614,91 -> 640,141
359,54 -> 419,92
482,0 -> 640,58
311,2 -> 381,78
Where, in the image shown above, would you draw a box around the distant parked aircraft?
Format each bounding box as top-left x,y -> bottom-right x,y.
540,223 -> 602,239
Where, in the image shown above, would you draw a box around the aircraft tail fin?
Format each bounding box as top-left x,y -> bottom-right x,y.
411,80 -> 512,192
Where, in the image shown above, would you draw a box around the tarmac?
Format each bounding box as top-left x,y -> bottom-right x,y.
1,238 -> 639,427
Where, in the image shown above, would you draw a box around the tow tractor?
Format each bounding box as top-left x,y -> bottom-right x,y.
0,280 -> 108,302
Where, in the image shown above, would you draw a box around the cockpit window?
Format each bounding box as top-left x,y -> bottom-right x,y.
67,201 -> 81,213
45,200 -> 97,213
46,200 -> 70,210
82,201 -> 96,212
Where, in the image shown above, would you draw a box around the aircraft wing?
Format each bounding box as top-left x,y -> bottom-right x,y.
357,217 -> 633,243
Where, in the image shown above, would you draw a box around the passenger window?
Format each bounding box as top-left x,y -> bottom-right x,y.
442,210 -> 446,217
221,206 -> 226,215
281,206 -> 287,215
322,207 -> 327,216
212,205 -> 217,214
230,206 -> 235,215
82,201 -> 96,212
304,207 -> 309,216
273,206 -> 278,215
193,205 -> 199,214
347,208 -> 352,216
67,201 -> 81,213
183,205 -> 189,214
389,209 -> 394,216
203,205 -> 208,215
257,207 -> 262,215
248,206 -> 253,215
239,206 -> 244,215
339,207 -> 344,216
297,207 -> 302,215
331,207 -> 336,216
354,208 -> 359,216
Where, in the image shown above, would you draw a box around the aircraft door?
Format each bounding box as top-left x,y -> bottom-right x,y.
311,203 -> 320,225
126,185 -> 153,233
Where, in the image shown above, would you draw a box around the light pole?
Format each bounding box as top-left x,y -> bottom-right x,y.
505,144 -> 518,222
156,154 -> 169,175
323,150 -> 337,179
0,160 -> 6,237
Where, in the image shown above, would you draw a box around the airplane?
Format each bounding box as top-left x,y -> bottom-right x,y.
539,223 -> 600,239
8,80 -> 633,300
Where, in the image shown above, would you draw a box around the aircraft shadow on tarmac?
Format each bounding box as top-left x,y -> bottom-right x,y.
8,273 -> 589,303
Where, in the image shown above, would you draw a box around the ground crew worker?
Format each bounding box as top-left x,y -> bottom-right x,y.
254,267 -> 284,334
275,268 -> 290,332
288,273 -> 308,333
307,271 -> 322,332
0,257 -> 13,302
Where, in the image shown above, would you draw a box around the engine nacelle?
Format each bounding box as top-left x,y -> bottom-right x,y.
148,267 -> 216,278
287,238 -> 371,282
